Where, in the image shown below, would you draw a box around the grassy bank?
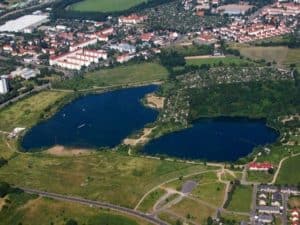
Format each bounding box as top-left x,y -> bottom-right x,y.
52,62 -> 169,91
68,0 -> 147,12
0,152 -> 208,208
0,91 -> 71,158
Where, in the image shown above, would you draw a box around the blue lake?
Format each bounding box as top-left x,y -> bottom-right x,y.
21,85 -> 159,151
143,117 -> 279,162
22,85 -> 279,161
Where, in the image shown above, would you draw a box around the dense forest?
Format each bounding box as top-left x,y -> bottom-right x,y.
188,80 -> 300,124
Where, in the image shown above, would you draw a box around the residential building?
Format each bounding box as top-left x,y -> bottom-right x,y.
0,78 -> 8,94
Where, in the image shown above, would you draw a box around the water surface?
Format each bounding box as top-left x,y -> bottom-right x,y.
22,85 -> 158,150
142,118 -> 278,161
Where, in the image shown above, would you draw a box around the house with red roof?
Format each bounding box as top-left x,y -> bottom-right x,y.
248,162 -> 274,171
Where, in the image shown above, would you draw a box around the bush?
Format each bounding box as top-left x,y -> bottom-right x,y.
0,181 -> 10,198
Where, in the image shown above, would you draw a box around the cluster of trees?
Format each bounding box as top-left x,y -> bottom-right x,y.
0,181 -> 10,198
188,80 -> 300,124
0,157 -> 8,168
51,0 -> 175,20
159,50 -> 186,69
223,180 -> 241,209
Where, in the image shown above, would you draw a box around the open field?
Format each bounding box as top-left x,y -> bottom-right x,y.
238,46 -> 289,65
276,154 -> 300,185
0,152 -> 208,208
186,56 -> 254,67
169,198 -> 215,224
247,171 -> 273,183
0,192 -> 149,225
220,211 -> 249,223
163,171 -> 218,191
288,196 -> 300,208
53,62 -> 169,90
0,91 -> 70,158
138,188 -> 166,213
227,185 -> 252,213
237,46 -> 300,70
68,0 -> 147,12
191,182 -> 226,207
0,91 -> 69,132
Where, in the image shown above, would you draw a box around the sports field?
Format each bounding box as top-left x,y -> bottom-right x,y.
68,0 -> 147,12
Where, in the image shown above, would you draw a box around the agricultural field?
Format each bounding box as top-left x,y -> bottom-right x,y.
0,192 -> 149,225
276,154 -> 300,185
227,185 -> 252,213
53,62 -> 169,90
68,0 -> 147,12
0,152 -> 208,208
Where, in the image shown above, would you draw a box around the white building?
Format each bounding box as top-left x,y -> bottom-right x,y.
10,67 -> 40,80
0,78 -> 8,94
0,14 -> 49,33
50,49 -> 108,71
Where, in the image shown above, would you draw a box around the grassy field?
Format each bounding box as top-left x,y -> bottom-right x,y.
238,46 -> 300,70
227,185 -> 252,213
288,196 -> 300,208
68,0 -> 147,12
186,56 -> 254,67
247,171 -> 273,183
191,182 -> 226,207
276,155 -> 300,185
0,192 -> 149,225
220,211 -> 249,223
169,198 -> 215,224
138,188 -> 166,213
0,91 -> 70,158
0,152 -> 208,208
53,62 -> 169,90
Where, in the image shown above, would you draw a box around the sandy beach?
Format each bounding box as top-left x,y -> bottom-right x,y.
46,145 -> 93,156
145,94 -> 165,109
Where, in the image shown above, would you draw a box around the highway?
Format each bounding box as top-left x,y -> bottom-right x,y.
21,187 -> 169,225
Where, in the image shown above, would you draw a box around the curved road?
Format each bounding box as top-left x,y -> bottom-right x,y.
21,187 -> 168,225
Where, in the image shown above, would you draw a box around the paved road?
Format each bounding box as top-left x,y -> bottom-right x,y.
21,187 -> 169,225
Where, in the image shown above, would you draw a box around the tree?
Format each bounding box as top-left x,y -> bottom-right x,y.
207,216 -> 214,225
159,50 -> 186,68
65,219 -> 78,225
0,181 -> 10,197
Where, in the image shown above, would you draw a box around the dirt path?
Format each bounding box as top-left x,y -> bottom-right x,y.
134,170 -> 218,210
123,127 -> 155,146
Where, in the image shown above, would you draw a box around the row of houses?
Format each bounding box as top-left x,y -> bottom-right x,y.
262,2 -> 300,17
213,21 -> 292,43
49,49 -> 108,71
